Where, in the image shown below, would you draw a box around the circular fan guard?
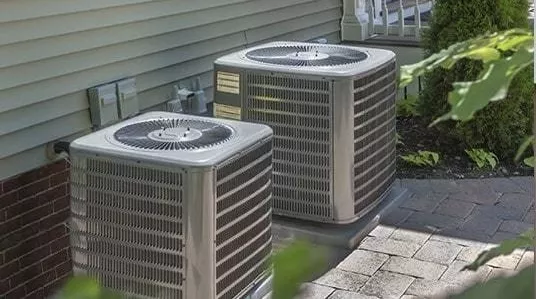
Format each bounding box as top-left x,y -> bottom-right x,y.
113,118 -> 234,150
245,44 -> 367,67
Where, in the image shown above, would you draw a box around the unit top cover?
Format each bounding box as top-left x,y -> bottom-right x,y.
70,112 -> 273,167
214,41 -> 396,77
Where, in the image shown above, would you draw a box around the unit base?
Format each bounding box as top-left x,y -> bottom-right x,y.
272,187 -> 409,250
246,272 -> 273,299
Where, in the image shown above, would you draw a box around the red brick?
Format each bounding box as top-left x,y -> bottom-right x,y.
55,259 -> 72,278
20,203 -> 54,227
18,179 -> 50,200
9,263 -> 42,289
25,288 -> 45,299
0,278 -> 9,294
37,185 -> 67,207
0,217 -> 22,242
44,161 -> 68,177
0,253 -> 4,265
1,223 -> 42,253
0,260 -> 20,280
2,176 -> 23,194
24,269 -> 56,295
53,195 -> 69,212
5,285 -> 25,299
47,224 -> 67,242
39,209 -> 69,230
19,246 -> 51,269
50,170 -> 70,187
49,235 -> 69,253
0,210 -> 5,222
5,196 -> 40,220
0,191 -> 19,210
42,249 -> 68,271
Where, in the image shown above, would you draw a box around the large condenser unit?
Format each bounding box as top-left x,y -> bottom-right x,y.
213,41 -> 397,224
69,111 -> 274,299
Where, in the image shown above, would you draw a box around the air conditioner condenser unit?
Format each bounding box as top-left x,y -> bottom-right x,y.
69,111 -> 274,299
213,42 -> 397,224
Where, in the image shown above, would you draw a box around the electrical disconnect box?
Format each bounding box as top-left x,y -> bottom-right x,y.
116,78 -> 139,118
88,83 -> 119,127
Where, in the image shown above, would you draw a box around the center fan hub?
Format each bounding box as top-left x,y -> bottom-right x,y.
287,51 -> 329,61
148,127 -> 203,142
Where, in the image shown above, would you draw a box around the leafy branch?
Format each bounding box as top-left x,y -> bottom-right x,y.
399,29 -> 534,125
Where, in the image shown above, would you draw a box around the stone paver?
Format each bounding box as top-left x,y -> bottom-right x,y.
389,228 -> 431,245
485,249 -> 524,269
429,229 -> 491,247
359,237 -> 421,258
517,250 -> 534,270
327,290 -> 379,299
381,256 -> 447,280
297,283 -> 335,299
440,260 -> 492,287
299,177 -> 533,299
414,240 -> 463,265
496,193 -> 534,216
498,220 -> 533,234
403,211 -> 463,231
486,178 -> 527,194
487,268 -> 517,280
368,225 -> 396,239
360,271 -> 414,299
405,279 -> 461,298
337,249 -> 389,276
471,204 -> 526,221
459,211 -> 502,235
381,208 -> 413,226
434,199 -> 476,218
428,179 -> 459,194
400,192 -> 447,213
449,188 -> 500,205
315,269 -> 369,292
456,245 -> 488,263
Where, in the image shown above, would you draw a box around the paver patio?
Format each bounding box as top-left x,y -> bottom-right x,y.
295,177 -> 534,299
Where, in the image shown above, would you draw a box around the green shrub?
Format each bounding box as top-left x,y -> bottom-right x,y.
418,0 -> 532,159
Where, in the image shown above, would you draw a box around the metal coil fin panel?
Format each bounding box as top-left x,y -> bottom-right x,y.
353,59 -> 397,215
215,140 -> 273,299
245,73 -> 332,220
70,157 -> 184,299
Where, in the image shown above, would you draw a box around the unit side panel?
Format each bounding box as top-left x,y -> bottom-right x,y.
243,71 -> 333,222
70,153 -> 186,299
352,59 -> 397,216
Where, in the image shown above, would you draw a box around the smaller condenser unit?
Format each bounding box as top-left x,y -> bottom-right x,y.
69,112 -> 274,299
213,41 -> 397,224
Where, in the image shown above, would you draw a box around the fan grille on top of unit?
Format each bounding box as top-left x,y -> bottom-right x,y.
113,118 -> 234,150
244,44 -> 367,67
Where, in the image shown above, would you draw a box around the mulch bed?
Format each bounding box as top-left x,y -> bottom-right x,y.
395,116 -> 534,179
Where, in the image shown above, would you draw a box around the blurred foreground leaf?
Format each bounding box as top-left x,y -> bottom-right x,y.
272,240 -> 327,299
463,229 -> 534,271
448,265 -> 534,299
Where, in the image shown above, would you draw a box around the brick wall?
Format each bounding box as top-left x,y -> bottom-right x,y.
0,160 -> 72,299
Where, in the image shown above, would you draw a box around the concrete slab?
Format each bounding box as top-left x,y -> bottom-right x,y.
272,187 -> 409,249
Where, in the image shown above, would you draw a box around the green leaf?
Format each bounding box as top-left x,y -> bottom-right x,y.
431,47 -> 533,125
463,229 -> 534,271
272,240 -> 327,299
398,29 -> 533,89
448,265 -> 534,299
486,153 -> 498,169
59,276 -> 101,299
523,156 -> 535,167
453,47 -> 501,63
515,136 -> 534,162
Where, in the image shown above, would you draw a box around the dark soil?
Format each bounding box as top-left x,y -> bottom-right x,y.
396,116 -> 533,179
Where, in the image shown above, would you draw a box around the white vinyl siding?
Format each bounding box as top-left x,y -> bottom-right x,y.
0,0 -> 342,180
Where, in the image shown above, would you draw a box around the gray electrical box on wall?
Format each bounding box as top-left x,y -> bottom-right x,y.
117,78 -> 139,118
88,83 -> 119,127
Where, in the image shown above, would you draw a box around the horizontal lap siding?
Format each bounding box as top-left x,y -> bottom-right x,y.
0,0 -> 342,180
